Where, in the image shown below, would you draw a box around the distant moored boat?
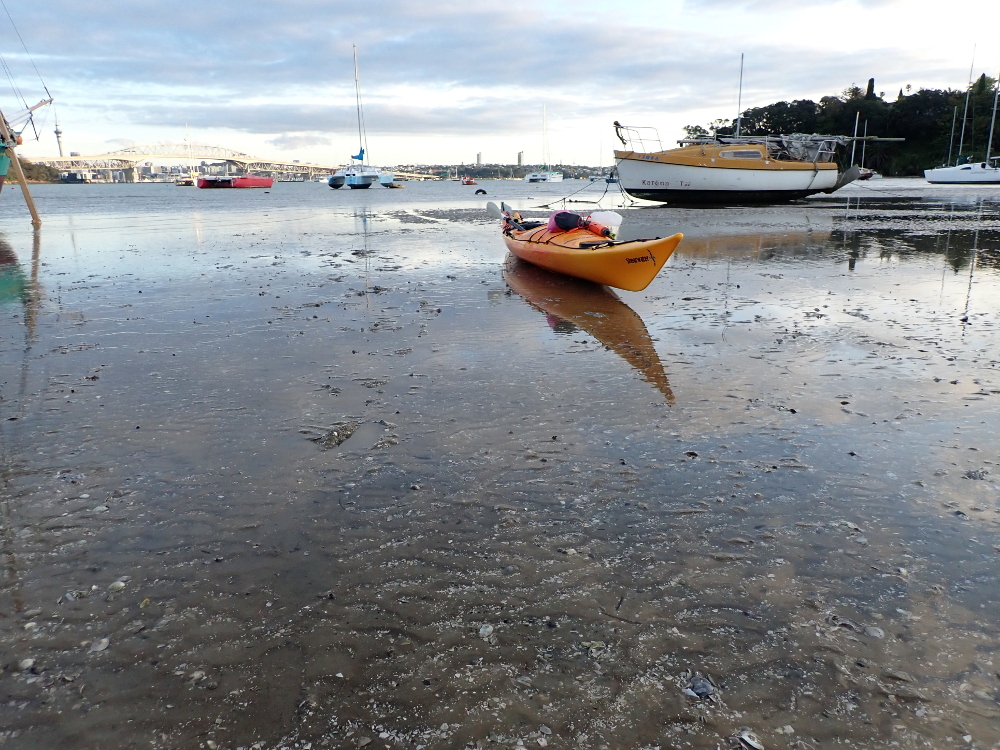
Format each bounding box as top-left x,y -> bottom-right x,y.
925,159 -> 1000,183
329,46 -> 394,190
926,62 -> 1000,185
524,171 -> 563,183
197,175 -> 274,189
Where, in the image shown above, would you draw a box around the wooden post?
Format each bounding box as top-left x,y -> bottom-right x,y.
0,108 -> 42,227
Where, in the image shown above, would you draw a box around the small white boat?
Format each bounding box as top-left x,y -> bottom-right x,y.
925,158 -> 1000,184
524,171 -> 563,183
926,67 -> 1000,184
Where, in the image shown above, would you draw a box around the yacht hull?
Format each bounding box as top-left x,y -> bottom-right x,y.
616,152 -> 840,204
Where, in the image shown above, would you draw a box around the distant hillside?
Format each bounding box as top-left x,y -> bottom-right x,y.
17,158 -> 61,183
684,77 -> 999,176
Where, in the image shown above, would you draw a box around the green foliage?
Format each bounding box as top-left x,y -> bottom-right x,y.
738,100 -> 820,135
18,158 -> 60,182
688,76 -> 1000,176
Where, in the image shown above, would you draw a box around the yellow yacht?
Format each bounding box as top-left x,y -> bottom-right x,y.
612,122 -> 869,204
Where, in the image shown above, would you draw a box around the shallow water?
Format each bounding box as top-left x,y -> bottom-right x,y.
1,179 -> 1000,750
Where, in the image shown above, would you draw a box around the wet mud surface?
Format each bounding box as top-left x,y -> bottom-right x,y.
1,180 -> 1000,749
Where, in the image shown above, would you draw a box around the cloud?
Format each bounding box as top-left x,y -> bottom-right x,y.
267,133 -> 332,150
684,0 -> 900,7
3,0 -> 984,160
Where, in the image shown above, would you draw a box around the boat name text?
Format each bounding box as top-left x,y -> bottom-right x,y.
640,180 -> 691,187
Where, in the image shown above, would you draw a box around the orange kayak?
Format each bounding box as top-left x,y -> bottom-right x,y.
502,225 -> 683,292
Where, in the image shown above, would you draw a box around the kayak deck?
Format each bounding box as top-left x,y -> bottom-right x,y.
502,226 -> 683,292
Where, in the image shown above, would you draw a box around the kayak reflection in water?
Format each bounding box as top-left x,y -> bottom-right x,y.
503,255 -> 674,404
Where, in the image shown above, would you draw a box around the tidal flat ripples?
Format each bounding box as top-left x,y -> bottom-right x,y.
1,180 -> 999,749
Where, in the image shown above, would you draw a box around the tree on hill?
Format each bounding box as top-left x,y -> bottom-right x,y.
17,159 -> 60,182
682,76 -> 1000,175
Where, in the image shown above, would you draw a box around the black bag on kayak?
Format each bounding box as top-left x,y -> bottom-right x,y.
548,211 -> 583,231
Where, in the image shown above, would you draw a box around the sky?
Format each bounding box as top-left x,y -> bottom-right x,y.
3,0 -> 1000,167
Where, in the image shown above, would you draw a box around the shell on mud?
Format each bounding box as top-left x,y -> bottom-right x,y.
827,613 -> 861,631
89,637 -> 110,653
735,728 -> 765,750
681,669 -> 718,700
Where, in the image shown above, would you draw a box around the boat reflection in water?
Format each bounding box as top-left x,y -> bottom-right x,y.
503,255 -> 674,404
0,236 -> 28,305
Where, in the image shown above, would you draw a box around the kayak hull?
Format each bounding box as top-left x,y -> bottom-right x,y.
502,227 -> 682,292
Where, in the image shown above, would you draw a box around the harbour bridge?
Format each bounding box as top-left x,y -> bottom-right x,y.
30,143 -> 436,182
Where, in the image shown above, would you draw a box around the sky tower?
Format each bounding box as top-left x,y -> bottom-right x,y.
54,116 -> 64,157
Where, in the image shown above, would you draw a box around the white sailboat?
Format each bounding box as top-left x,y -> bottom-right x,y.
330,46 -> 395,190
524,104 -> 563,183
925,63 -> 1000,184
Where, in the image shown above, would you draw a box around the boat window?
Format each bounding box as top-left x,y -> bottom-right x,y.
719,150 -> 762,159
960,166 -> 972,170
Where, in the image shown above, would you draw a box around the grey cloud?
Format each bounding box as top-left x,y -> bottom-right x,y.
2,0 -> 954,141
267,133 -> 332,150
685,0 -> 900,7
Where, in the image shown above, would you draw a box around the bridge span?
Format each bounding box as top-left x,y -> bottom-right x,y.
30,143 -> 438,182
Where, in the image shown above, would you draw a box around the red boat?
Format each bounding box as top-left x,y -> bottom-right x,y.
197,175 -> 274,189
461,175 -> 477,185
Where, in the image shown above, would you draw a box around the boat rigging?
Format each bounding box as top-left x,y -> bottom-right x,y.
1,0 -> 53,225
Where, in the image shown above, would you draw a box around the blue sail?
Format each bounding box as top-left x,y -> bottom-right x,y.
352,148 -> 364,161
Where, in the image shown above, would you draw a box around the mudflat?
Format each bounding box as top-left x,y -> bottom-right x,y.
1,179 -> 999,749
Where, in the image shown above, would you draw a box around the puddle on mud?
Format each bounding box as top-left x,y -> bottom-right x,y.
1,182 -> 1000,749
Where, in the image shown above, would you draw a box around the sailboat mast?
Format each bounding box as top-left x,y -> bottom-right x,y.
353,44 -> 364,165
957,46 -> 976,164
986,66 -> 1000,165
0,107 -> 42,227
542,104 -> 547,170
860,120 -> 868,168
735,53 -> 744,138
850,111 -> 860,165
947,106 -> 957,166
